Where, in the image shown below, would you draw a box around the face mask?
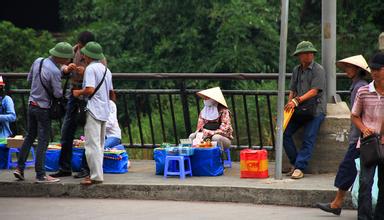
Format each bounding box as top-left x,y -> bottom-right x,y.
203,99 -> 218,107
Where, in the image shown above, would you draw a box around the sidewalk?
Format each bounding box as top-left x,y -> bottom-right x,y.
0,160 -> 353,209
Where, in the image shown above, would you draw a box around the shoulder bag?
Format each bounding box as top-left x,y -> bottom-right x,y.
360,133 -> 384,167
38,59 -> 68,120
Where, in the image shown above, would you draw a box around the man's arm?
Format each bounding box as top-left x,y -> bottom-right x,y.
351,114 -> 374,137
73,87 -> 95,97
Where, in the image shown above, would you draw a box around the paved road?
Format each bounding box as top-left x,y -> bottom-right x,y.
0,198 -> 355,220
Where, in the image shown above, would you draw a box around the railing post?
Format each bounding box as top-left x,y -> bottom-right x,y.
179,80 -> 192,137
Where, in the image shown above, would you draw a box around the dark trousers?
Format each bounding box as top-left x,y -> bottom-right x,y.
58,95 -> 80,172
358,162 -> 384,220
334,142 -> 359,190
17,105 -> 51,179
283,113 -> 325,171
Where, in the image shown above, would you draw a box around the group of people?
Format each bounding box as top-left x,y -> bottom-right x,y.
284,41 -> 384,219
1,32 -> 382,218
8,31 -> 118,185
3,31 -> 233,185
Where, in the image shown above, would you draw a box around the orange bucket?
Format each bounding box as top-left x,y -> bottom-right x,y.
240,149 -> 268,178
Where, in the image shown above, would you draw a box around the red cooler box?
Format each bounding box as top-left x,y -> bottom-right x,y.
240,149 -> 268,178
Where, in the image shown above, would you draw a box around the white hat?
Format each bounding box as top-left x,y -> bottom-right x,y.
196,87 -> 228,108
336,55 -> 371,73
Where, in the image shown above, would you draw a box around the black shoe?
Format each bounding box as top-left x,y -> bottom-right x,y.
73,169 -> 89,179
316,202 -> 342,216
50,170 -> 72,178
13,168 -> 24,181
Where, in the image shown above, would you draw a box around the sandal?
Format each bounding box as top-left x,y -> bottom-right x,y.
80,176 -> 103,185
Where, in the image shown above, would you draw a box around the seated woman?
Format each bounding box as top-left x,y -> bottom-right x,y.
189,87 -> 233,149
105,99 -> 121,149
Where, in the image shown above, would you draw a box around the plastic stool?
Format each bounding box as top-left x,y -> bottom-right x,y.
164,155 -> 192,179
6,147 -> 35,169
223,148 -> 232,168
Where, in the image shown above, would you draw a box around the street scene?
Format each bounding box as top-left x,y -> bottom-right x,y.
1,0 -> 384,219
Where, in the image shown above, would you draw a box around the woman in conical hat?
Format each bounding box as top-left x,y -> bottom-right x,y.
189,87 -> 233,149
316,55 -> 370,215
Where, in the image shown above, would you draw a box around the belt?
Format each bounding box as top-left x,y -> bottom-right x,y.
29,101 -> 39,107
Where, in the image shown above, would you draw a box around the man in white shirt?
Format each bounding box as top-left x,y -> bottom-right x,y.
73,41 -> 113,185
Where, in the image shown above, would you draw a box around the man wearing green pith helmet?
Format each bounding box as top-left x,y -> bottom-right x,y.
72,41 -> 114,185
283,41 -> 327,179
14,42 -> 74,183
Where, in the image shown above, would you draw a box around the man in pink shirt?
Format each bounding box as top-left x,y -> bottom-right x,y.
351,52 -> 384,220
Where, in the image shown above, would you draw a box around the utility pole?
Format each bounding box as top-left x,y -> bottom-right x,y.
275,0 -> 289,180
322,0 -> 337,102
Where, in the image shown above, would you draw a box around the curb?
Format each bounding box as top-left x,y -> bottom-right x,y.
0,182 -> 354,209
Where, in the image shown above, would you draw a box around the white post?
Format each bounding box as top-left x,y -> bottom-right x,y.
322,0 -> 337,102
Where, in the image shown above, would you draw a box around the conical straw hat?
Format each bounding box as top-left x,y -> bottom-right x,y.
336,55 -> 371,73
0,76 -> 5,86
197,87 -> 228,108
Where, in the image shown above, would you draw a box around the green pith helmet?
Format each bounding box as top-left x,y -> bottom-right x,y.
49,42 -> 74,59
80,41 -> 105,60
293,41 -> 317,56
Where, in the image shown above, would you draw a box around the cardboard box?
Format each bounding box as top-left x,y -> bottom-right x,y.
7,136 -> 24,148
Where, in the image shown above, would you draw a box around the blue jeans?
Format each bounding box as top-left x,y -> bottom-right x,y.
283,113 -> 325,171
58,95 -> 81,172
104,137 -> 121,149
334,143 -> 359,190
17,105 -> 51,179
358,162 -> 384,220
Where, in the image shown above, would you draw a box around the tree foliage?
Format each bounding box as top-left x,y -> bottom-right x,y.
0,21 -> 55,72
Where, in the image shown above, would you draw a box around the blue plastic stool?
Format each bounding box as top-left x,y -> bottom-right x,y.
164,155 -> 192,179
6,147 -> 35,169
223,148 -> 232,168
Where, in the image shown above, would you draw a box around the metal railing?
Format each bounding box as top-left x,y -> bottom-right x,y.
2,73 -> 350,150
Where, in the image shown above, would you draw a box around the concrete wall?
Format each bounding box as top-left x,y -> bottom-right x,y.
283,102 -> 352,174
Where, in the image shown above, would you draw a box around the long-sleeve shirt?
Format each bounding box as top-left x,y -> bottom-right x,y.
0,95 -> 16,138
106,100 -> 121,139
196,107 -> 233,140
28,57 -> 63,108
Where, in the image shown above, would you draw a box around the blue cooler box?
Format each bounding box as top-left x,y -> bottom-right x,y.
103,149 -> 128,174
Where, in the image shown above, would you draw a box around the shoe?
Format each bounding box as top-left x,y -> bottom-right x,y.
316,202 -> 342,216
80,176 -> 103,186
291,169 -> 304,179
285,166 -> 295,176
50,170 -> 71,178
73,169 -> 90,179
36,175 -> 60,183
13,168 -> 25,181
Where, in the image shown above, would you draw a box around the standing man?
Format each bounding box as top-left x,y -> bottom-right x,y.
51,31 -> 96,178
14,42 -> 74,183
283,41 -> 327,179
352,52 -> 384,220
73,42 -> 113,185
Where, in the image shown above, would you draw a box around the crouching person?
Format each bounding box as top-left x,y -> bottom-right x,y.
14,42 -> 74,183
189,87 -> 233,149
72,42 -> 113,185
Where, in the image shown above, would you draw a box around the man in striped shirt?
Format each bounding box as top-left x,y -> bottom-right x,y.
351,52 -> 384,220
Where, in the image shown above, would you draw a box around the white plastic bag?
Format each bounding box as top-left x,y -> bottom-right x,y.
351,158 -> 378,209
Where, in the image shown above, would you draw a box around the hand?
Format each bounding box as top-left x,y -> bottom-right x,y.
72,89 -> 82,97
361,127 -> 374,138
76,66 -> 85,75
284,101 -> 296,111
63,63 -> 77,74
